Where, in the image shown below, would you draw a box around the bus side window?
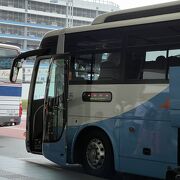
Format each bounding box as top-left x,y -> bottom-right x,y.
70,52 -> 122,83
98,52 -> 121,81
168,56 -> 180,67
165,49 -> 180,79
125,51 -> 144,80
70,54 -> 92,81
143,55 -> 167,80
167,56 -> 180,79
142,51 -> 167,80
125,50 -> 168,81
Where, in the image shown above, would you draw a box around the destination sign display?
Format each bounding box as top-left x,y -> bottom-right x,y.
82,92 -> 112,102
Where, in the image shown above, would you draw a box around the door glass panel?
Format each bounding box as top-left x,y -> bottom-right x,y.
45,58 -> 65,142
33,59 -> 50,100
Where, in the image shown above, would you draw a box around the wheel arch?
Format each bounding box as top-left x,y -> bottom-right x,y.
72,125 -> 119,170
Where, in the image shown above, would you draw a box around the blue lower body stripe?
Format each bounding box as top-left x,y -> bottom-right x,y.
0,86 -> 21,96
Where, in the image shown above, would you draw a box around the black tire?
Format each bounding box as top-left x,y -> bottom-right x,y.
82,130 -> 114,178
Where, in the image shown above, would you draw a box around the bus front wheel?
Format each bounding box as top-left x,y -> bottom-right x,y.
82,131 -> 114,178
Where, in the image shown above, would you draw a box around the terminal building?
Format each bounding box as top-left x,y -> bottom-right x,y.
0,0 -> 119,51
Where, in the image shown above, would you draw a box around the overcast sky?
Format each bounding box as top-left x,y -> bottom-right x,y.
110,0 -> 178,9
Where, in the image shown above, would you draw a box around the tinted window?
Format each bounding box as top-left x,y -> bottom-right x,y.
143,51 -> 166,80
67,20 -> 180,84
70,52 -> 122,83
65,28 -> 123,53
125,21 -> 180,82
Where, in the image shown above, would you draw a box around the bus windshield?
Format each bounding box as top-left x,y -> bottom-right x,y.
0,48 -> 18,70
0,46 -> 20,82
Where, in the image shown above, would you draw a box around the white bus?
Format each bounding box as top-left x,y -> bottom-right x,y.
0,43 -> 22,126
10,1 -> 180,179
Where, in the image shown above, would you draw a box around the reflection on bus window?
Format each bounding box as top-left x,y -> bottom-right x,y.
70,52 -> 121,82
143,51 -> 167,80
33,59 -> 50,100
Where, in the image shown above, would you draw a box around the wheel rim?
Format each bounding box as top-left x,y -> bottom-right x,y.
86,138 -> 105,169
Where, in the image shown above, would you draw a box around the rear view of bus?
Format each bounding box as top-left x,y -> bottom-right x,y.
0,43 -> 22,126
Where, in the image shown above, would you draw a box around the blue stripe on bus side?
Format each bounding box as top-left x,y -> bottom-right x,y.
0,86 -> 21,96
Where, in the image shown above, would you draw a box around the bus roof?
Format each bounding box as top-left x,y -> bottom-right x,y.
43,1 -> 180,39
0,43 -> 20,52
92,0 -> 180,25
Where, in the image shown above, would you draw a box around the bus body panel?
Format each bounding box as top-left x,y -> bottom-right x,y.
68,84 -> 169,124
0,85 -> 22,126
0,44 -> 22,126
43,131 -> 67,166
64,83 -> 179,178
119,156 -> 176,179
66,114 -> 177,178
170,67 -> 180,111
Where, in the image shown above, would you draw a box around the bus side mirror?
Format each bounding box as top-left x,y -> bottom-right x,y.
9,48 -> 49,83
10,59 -> 22,83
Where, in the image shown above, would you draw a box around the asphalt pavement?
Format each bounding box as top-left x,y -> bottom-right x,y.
0,136 -> 105,180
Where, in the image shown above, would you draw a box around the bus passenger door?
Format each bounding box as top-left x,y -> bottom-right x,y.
26,57 -> 50,154
43,56 -> 68,166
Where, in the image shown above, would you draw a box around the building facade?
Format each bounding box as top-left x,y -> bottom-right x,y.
0,0 -> 119,51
